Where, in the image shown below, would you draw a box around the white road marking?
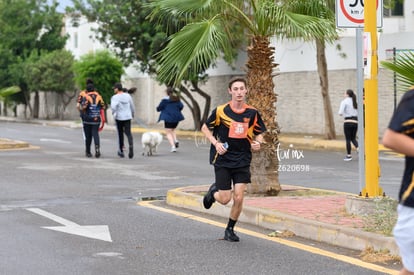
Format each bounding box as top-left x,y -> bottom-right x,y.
27,208 -> 112,242
39,138 -> 71,144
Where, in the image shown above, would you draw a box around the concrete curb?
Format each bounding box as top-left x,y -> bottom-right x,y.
166,186 -> 399,255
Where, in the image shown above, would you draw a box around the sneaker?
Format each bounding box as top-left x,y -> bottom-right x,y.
85,152 -> 92,158
224,227 -> 240,242
128,146 -> 134,159
344,155 -> 352,161
175,141 -> 179,148
118,150 -> 125,158
171,147 -> 177,152
203,183 -> 217,209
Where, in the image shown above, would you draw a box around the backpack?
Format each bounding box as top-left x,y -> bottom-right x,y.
82,92 -> 102,123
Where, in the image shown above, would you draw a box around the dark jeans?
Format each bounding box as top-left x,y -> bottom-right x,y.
116,120 -> 133,151
83,123 -> 100,153
344,122 -> 358,155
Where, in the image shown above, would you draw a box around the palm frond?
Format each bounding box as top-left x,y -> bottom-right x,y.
381,51 -> 414,91
0,86 -> 20,99
155,17 -> 232,86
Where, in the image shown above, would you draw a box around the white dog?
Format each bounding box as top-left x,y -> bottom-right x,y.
141,131 -> 163,156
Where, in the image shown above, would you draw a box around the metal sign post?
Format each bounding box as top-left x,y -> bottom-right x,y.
336,0 -> 383,196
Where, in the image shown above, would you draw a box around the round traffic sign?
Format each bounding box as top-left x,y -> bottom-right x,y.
340,0 -> 378,24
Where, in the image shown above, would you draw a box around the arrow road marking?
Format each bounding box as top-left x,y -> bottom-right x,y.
27,208 -> 112,242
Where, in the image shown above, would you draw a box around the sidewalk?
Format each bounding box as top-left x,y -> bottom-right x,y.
0,118 -> 399,257
167,185 -> 398,256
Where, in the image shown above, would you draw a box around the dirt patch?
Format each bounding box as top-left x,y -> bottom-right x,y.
360,246 -> 401,265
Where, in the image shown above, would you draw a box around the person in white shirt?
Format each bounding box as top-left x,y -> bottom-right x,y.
338,89 -> 359,161
111,82 -> 135,159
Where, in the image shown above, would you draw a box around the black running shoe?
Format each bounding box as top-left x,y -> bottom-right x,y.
128,146 -> 134,159
224,227 -> 240,242
86,152 -> 92,158
175,141 -> 179,148
118,150 -> 125,158
203,183 -> 217,209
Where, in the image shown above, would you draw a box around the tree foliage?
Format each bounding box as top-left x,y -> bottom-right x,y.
72,50 -> 124,104
69,0 -> 171,73
69,0 -> 238,129
25,50 -> 76,94
0,0 -> 68,116
381,51 -> 414,92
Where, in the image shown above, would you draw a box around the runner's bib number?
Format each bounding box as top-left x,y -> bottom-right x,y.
229,121 -> 248,139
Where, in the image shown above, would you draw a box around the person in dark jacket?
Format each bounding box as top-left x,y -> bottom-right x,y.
382,86 -> 414,275
156,87 -> 184,152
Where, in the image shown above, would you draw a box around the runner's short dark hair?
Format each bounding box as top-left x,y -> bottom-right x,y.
228,76 -> 247,89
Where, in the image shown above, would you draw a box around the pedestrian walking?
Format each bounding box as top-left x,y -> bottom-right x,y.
382,86 -> 414,275
338,89 -> 359,161
111,82 -> 135,159
201,76 -> 266,242
156,87 -> 184,152
80,83 -> 105,158
76,78 -> 94,140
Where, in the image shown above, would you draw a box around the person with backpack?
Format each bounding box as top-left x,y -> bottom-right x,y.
80,83 -> 105,158
76,78 -> 95,140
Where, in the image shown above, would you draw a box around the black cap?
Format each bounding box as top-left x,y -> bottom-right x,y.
113,82 -> 122,90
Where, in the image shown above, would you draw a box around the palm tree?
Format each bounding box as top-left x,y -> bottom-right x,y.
286,0 -> 338,140
0,86 -> 20,116
148,0 -> 337,195
380,51 -> 414,91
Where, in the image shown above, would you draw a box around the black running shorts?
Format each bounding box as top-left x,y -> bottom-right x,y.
214,166 -> 251,191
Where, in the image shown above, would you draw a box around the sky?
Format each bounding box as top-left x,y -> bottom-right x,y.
50,0 -> 73,13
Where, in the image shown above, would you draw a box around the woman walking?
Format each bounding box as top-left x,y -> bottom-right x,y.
156,87 -> 184,152
338,89 -> 359,161
111,82 -> 135,159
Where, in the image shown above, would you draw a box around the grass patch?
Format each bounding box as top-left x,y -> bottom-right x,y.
361,197 -> 398,236
276,189 -> 337,197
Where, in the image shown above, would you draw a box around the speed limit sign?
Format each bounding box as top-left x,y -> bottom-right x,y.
336,0 -> 383,28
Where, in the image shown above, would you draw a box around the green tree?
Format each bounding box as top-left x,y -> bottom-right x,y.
24,50 -> 76,119
381,51 -> 414,92
286,0 -> 338,140
72,50 -> 124,106
148,0 -> 336,194
69,0 -> 238,130
0,0 -> 67,117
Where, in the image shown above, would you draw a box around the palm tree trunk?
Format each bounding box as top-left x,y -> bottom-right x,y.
316,39 -> 336,140
245,35 -> 281,195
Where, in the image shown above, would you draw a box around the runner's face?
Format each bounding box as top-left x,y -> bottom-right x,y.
228,81 -> 247,102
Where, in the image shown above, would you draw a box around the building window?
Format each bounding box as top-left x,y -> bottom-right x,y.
74,32 -> 78,49
383,0 -> 404,17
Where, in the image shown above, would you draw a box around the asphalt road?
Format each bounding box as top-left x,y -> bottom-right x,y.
0,121 -> 401,275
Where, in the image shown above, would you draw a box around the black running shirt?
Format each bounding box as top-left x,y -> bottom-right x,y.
388,88 -> 414,207
205,102 -> 266,168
